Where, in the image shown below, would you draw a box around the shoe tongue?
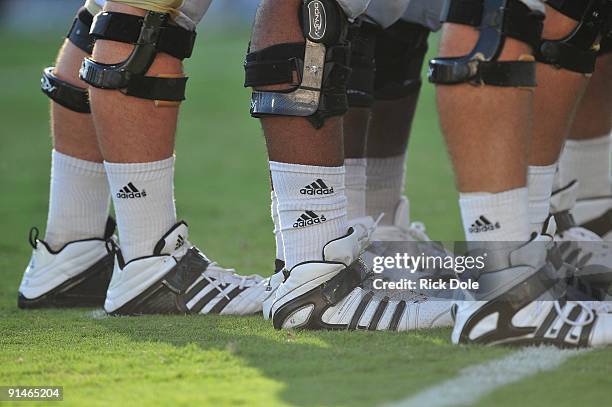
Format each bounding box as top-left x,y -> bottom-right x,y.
153,221 -> 189,256
550,180 -> 578,213
393,197 -> 410,230
323,221 -> 372,265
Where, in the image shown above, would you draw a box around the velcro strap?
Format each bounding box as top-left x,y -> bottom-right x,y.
475,60 -> 537,86
125,75 -> 188,101
244,43 -> 305,87
445,0 -> 544,48
66,8 -> 95,54
546,0 -> 587,21
90,12 -> 196,60
41,67 -> 90,113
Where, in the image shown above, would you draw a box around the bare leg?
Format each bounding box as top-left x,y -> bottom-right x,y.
43,38 -> 111,248
529,7 -> 587,166
568,54 -> 612,141
251,0 -> 346,269
88,2 -> 181,261
437,23 -> 533,241
438,25 -> 532,193
53,41 -> 102,162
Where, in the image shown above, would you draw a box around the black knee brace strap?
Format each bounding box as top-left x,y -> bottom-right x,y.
429,0 -> 543,86
80,11 -> 194,102
42,8 -> 94,113
374,21 -> 430,100
67,7 -> 96,54
536,0 -> 612,73
41,67 -> 90,113
346,20 -> 378,108
601,35 -> 612,55
245,0 -> 351,129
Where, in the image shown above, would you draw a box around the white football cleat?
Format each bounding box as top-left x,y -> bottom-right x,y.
104,221 -> 266,316
18,218 -> 116,308
550,181 -> 612,297
452,231 -> 612,348
371,197 -> 431,242
269,218 -> 453,330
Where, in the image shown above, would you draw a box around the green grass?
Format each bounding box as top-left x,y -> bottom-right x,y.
1,29 -> 611,406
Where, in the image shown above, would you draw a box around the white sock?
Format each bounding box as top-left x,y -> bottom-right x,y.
527,163 -> 556,234
270,190 -> 284,262
270,161 -> 347,270
366,153 -> 406,225
560,134 -> 612,199
44,150 -> 111,249
459,187 -> 530,241
345,158 -> 367,220
105,156 -> 177,262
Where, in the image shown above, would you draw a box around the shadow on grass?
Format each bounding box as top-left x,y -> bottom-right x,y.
87,311 -> 473,407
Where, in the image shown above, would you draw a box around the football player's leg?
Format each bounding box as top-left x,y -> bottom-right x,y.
365,0 -> 442,240
527,6 -> 590,235
19,2 -> 115,309
83,0 -> 265,316
560,54 -> 612,240
247,0 -> 453,330
528,4 -> 612,282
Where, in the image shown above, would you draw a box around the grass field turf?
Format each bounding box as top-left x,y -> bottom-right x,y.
1,27 -> 611,406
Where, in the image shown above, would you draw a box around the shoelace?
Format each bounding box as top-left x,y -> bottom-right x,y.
552,300 -> 595,327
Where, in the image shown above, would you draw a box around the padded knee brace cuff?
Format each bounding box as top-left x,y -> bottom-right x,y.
346,20 -> 378,108
67,7 -> 95,54
41,67 -> 90,113
536,0 -> 612,73
245,0 -> 351,129
80,11 -> 193,103
374,21 -> 429,100
429,0 -> 542,87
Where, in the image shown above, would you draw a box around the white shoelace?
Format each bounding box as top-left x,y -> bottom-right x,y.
553,300 -> 595,327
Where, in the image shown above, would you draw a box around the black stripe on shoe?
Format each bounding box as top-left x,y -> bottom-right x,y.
190,284 -> 228,313
556,305 -> 583,343
208,286 -> 247,314
368,296 -> 389,331
184,278 -> 210,303
349,291 -> 374,330
533,305 -> 560,339
389,300 -> 406,331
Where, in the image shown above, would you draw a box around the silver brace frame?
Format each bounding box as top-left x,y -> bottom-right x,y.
250,39 -> 326,117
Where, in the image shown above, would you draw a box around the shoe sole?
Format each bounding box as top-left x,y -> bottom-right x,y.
18,253 -> 114,309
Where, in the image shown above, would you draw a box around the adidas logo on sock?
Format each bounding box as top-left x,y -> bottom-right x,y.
469,216 -> 501,233
116,182 -> 147,199
175,234 -> 185,250
300,179 -> 334,195
293,211 -> 327,228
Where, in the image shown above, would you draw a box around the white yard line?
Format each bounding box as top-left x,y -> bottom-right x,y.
386,346 -> 587,407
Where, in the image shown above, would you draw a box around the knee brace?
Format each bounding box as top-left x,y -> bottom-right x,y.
40,8 -> 96,113
346,20 -> 378,108
79,11 -> 197,104
244,0 -> 352,129
374,20 -> 430,100
536,0 -> 612,73
429,0 -> 544,87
